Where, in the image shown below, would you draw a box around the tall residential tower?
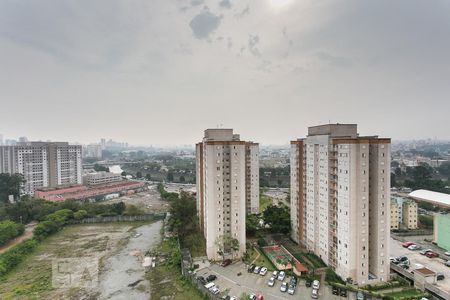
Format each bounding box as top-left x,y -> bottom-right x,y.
0,142 -> 82,194
196,129 -> 259,260
290,124 -> 390,285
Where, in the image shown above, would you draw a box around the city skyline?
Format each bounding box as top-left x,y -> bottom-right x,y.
1,0 -> 450,145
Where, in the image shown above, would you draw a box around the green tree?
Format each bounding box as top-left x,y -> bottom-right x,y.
0,173 -> 24,203
145,173 -> 152,181
263,205 -> 290,234
179,175 -> 185,183
246,214 -> 259,236
136,171 -> 142,178
167,171 -> 174,182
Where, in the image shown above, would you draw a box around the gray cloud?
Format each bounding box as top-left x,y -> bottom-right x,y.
219,0 -> 232,9
248,34 -> 261,57
316,52 -> 352,68
235,5 -> 250,18
189,11 -> 222,39
191,0 -> 204,7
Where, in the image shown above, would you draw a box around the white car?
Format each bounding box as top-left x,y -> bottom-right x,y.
408,244 -> 420,250
312,280 -> 320,289
259,267 -> 268,276
209,286 -> 220,295
230,297 -> 237,300
311,288 -> 319,299
277,271 -> 285,281
249,293 -> 257,300
280,282 -> 288,292
253,266 -> 261,274
272,270 -> 278,278
444,251 -> 450,256
268,277 -> 275,287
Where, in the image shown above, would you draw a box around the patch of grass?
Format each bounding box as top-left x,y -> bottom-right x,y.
304,252 -> 326,268
380,288 -> 429,299
181,230 -> 206,258
147,264 -> 206,300
259,196 -> 273,213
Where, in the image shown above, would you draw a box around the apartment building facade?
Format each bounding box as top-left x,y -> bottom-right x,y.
196,129 -> 259,260
402,200 -> 418,230
290,124 -> 390,285
83,171 -> 122,186
0,142 -> 82,194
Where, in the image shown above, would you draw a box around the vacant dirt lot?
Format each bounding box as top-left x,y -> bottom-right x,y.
0,221 -> 160,300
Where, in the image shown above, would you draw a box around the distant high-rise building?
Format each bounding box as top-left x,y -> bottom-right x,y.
290,124 -> 390,285
83,144 -> 102,159
196,129 -> 259,260
0,142 -> 82,194
0,134 -> 3,146
18,136 -> 28,143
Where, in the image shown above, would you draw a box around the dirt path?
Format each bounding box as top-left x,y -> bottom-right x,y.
0,223 -> 37,254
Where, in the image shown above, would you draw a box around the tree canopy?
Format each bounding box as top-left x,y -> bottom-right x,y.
0,173 -> 24,203
263,204 -> 290,234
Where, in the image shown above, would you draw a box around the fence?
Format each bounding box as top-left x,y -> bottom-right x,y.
68,213 -> 165,224
180,248 -> 223,300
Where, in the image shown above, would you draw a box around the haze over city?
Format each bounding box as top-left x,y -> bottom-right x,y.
1,0 -> 450,145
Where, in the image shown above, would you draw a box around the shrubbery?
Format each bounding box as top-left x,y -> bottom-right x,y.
33,209 -> 74,241
0,220 -> 25,246
0,239 -> 38,277
158,183 -> 179,201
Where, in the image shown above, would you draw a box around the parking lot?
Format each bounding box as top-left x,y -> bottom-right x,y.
390,237 -> 450,294
196,261 -> 357,299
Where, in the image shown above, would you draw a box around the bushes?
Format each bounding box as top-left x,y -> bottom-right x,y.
34,209 -> 73,241
0,239 -> 38,277
73,210 -> 88,220
0,220 -> 25,246
325,268 -> 345,284
158,183 -> 179,201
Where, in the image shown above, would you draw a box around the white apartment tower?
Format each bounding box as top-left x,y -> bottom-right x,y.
196,129 -> 259,261
290,124 -> 390,285
0,142 -> 82,194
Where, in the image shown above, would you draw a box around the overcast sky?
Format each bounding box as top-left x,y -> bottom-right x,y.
1,0 -> 449,146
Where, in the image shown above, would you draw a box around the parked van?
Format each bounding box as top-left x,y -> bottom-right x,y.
311,288 -> 319,299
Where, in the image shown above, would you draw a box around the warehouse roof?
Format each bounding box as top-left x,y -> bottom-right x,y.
408,189 -> 450,208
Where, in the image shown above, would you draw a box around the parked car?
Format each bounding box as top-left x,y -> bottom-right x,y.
332,286 -> 339,295
255,295 -> 264,300
206,274 -> 217,282
445,260 -> 450,267
396,256 -> 408,263
204,282 -> 215,289
312,280 -> 320,289
230,297 -> 237,300
268,277 -> 275,287
402,241 -> 415,248
437,273 -> 445,280
253,266 -> 261,274
259,267 -> 268,276
249,293 -> 256,300
280,282 -> 288,292
277,271 -> 286,281
356,291 -> 365,300
221,259 -> 232,267
420,249 -> 432,255
444,251 -> 450,256
390,257 -> 399,264
311,288 -> 319,299
223,296 -> 230,300
340,288 -> 347,297
248,264 -> 256,273
305,280 -> 312,287
287,284 -> 296,295
210,286 -> 220,295
408,244 -> 421,250
426,251 -> 439,258
289,276 -> 298,286
272,270 -> 278,278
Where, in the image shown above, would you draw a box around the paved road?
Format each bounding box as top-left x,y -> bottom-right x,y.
197,261 -> 354,299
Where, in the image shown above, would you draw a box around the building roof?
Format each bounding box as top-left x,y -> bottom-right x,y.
408,189 -> 450,208
414,267 -> 436,276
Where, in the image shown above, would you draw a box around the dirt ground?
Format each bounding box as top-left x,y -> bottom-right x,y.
0,222 -> 37,254
0,221 -> 159,300
103,184 -> 170,213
